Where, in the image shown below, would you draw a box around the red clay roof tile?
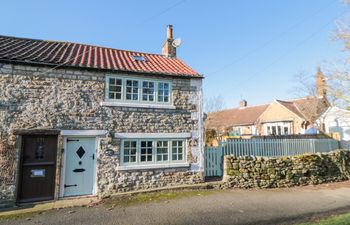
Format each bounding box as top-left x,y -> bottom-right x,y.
0,35 -> 201,78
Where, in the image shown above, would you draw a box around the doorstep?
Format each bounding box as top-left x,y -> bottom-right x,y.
0,196 -> 99,218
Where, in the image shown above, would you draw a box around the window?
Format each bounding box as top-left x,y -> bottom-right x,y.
140,141 -> 153,162
142,81 -> 155,102
126,79 -> 139,101
229,127 -> 241,136
271,126 -> 277,135
171,141 -> 183,161
158,82 -> 170,103
277,126 -> 282,135
156,141 -> 168,161
105,76 -> 172,105
121,139 -> 185,165
132,55 -> 146,62
265,123 -> 291,136
108,77 -> 122,100
123,141 -> 137,163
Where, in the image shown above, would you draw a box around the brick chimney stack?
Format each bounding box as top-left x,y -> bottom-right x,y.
240,100 -> 247,108
162,25 -> 176,58
315,67 -> 327,98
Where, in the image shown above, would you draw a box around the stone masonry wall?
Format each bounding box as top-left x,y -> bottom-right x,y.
223,150 -> 350,189
0,62 -> 204,204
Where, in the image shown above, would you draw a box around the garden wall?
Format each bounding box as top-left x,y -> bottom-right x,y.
223,150 -> 350,188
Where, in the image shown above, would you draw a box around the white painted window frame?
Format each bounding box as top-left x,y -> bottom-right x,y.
105,75 -> 172,106
264,122 -> 291,135
120,139 -> 186,167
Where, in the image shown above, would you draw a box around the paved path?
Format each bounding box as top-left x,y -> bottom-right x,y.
2,182 -> 350,225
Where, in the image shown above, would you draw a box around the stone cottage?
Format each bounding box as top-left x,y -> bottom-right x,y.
0,25 -> 204,207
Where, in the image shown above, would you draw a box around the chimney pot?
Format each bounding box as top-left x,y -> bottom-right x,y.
240,100 -> 247,108
167,25 -> 173,39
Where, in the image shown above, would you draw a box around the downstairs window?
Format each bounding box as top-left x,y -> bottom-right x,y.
121,139 -> 185,165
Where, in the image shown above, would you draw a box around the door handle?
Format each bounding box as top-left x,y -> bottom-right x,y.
91,154 -> 95,160
64,184 -> 77,188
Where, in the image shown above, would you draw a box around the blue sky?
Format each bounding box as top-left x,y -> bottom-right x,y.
1,0 -> 348,108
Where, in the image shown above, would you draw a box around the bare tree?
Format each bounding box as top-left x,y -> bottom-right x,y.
326,10 -> 350,109
204,95 -> 226,113
290,71 -> 316,97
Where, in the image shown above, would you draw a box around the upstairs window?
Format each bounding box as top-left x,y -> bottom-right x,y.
105,76 -> 172,105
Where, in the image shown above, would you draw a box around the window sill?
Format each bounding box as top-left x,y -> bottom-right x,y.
100,101 -> 176,109
118,162 -> 189,171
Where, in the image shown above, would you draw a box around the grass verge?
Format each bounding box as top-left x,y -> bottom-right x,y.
103,189 -> 214,208
299,211 -> 350,225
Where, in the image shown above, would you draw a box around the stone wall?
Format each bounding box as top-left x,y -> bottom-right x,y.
0,62 -> 204,204
223,150 -> 350,189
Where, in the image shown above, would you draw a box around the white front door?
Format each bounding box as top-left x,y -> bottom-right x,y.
64,137 -> 96,197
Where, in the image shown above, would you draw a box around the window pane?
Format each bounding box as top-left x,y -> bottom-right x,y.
156,141 -> 169,162
141,141 -> 153,162
171,141 -> 184,161
123,141 -> 137,163
108,77 -> 122,100
158,82 -> 170,103
126,79 -> 139,101
142,81 -> 155,102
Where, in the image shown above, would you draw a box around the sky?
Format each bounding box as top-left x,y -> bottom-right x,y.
1,0 -> 348,109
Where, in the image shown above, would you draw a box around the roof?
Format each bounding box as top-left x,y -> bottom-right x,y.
206,96 -> 329,130
0,35 -> 201,78
206,104 -> 269,130
290,96 -> 329,123
276,100 -> 305,119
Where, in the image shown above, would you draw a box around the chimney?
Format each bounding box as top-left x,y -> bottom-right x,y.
315,67 -> 327,98
162,25 -> 176,57
239,100 -> 247,108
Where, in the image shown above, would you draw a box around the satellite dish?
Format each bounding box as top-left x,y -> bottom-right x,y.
172,38 -> 182,47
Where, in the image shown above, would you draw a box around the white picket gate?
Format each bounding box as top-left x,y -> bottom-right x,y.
204,138 -> 340,177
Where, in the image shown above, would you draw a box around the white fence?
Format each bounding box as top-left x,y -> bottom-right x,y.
222,138 -> 339,157
205,138 -> 340,177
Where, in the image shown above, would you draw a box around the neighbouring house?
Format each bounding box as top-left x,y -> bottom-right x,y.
205,101 -> 269,136
0,25 -> 204,207
317,106 -> 350,149
206,69 -> 329,143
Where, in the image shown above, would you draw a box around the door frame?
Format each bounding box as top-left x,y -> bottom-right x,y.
59,130 -> 107,198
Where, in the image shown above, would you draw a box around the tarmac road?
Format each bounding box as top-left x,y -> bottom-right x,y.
2,182 -> 350,225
